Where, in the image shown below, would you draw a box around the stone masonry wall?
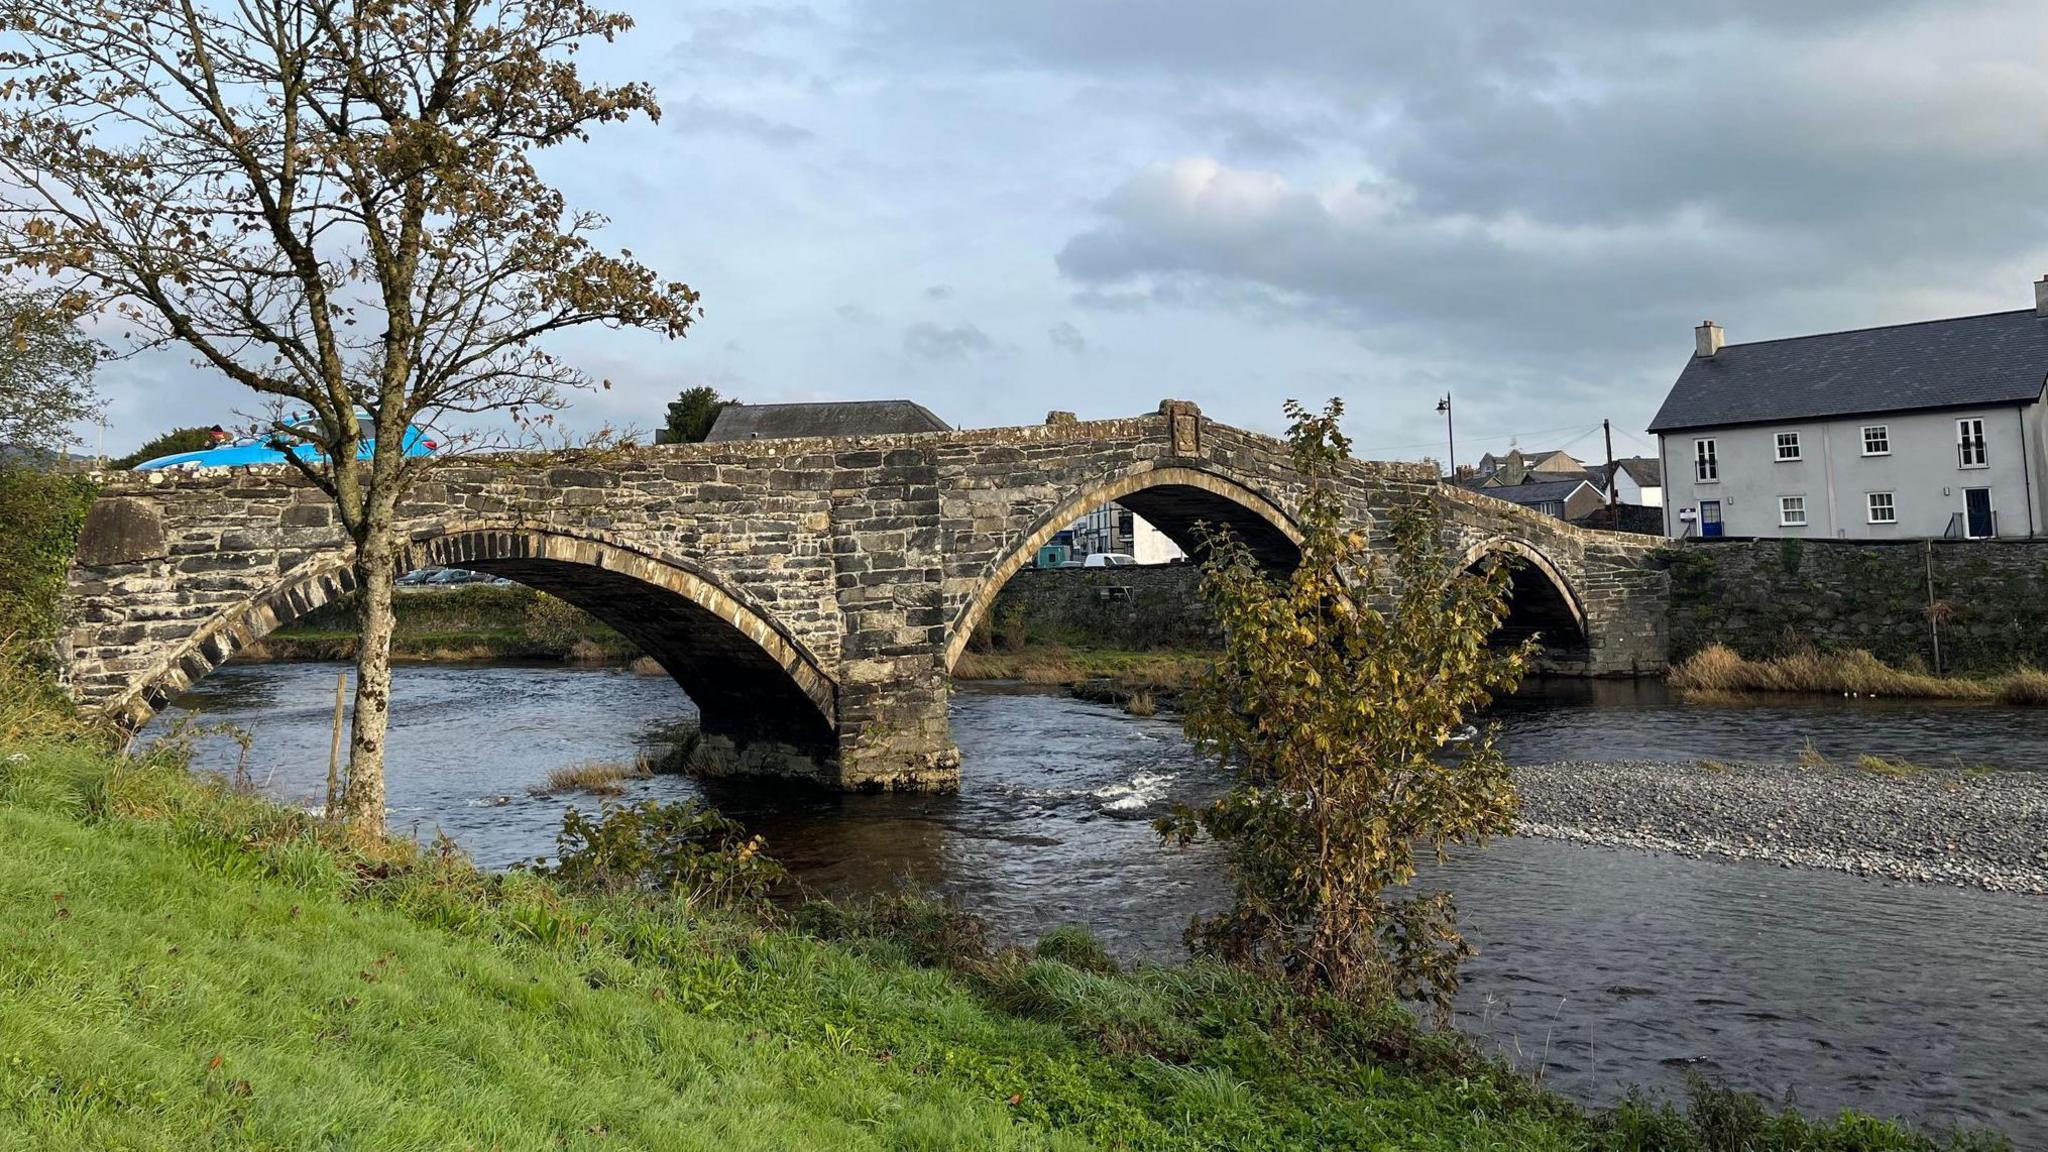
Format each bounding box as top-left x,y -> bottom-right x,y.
986,565 -> 1217,651
1666,537 -> 2048,674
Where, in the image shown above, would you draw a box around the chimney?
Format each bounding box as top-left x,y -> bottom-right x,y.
2035,275 -> 2048,318
1695,320 -> 1725,358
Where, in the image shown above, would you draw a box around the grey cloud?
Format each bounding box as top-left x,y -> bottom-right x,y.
664,5 -> 823,81
1047,321 -> 1088,353
672,95 -> 813,146
835,303 -> 877,323
903,321 -> 1004,362
923,284 -> 955,300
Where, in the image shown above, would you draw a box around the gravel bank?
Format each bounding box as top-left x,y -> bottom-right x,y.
1514,759 -> 2048,894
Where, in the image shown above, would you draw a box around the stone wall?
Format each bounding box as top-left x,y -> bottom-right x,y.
1665,537 -> 2048,673
985,565 -> 1216,650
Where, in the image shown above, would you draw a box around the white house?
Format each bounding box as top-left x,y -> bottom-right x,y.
1068,503 -> 1185,564
1609,458 -> 1662,508
1650,280 -> 2048,540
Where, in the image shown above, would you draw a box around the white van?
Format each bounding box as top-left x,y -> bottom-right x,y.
1082,552 -> 1137,568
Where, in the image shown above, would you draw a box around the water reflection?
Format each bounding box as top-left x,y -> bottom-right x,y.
150,664 -> 2048,1144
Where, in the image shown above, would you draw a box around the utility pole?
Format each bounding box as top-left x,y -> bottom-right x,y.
1436,393 -> 1455,479
1603,418 -> 1617,525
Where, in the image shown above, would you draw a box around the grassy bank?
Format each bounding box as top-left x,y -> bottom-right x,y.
1671,644 -> 2048,705
0,683 -> 2003,1148
951,645 -> 1211,693
251,584 -> 641,665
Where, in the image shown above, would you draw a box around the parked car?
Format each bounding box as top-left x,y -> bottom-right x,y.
1082,552 -> 1137,568
134,410 -> 438,470
426,568 -> 485,586
396,568 -> 439,587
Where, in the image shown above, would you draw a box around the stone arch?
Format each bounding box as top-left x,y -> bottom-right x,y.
1455,536 -> 1589,655
111,525 -> 838,751
945,463 -> 1303,671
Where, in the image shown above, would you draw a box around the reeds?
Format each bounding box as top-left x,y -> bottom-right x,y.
1670,643 -> 2048,706
530,758 -> 653,797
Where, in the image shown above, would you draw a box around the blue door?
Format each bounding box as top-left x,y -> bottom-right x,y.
1965,488 -> 1994,539
1700,500 -> 1724,538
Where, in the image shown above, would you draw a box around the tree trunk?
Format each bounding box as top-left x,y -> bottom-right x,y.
338,524 -> 398,836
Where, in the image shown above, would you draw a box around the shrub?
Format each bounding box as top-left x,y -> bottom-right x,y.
107,426 -> 211,469
544,799 -> 782,911
795,892 -> 992,971
1162,399 -> 1524,1018
1034,924 -> 1119,975
0,466 -> 97,653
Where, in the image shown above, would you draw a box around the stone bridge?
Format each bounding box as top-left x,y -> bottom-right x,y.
60,401 -> 1668,790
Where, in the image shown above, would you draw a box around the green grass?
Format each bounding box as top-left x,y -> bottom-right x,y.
0,744 -> 1603,1151
0,688 -> 2009,1150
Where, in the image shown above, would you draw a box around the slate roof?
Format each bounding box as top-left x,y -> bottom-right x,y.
1649,309 -> 2048,433
704,400 -> 950,442
1483,478 -> 1598,507
1612,457 -> 1661,487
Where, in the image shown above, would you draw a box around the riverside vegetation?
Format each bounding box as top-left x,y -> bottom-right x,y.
1670,644 -> 2048,705
247,584 -> 644,666
0,652 -> 2010,1150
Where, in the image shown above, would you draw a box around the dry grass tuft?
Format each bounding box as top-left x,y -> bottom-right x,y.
627,655 -> 666,677
1122,690 -> 1158,718
1670,643 -> 2048,706
1794,738 -> 1832,770
531,759 -> 652,797
1854,753 -> 1921,778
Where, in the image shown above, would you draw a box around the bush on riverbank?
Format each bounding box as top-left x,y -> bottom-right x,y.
1671,643 -> 2048,705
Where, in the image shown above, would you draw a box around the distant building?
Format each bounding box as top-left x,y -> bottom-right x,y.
1608,457 -> 1663,508
1474,448 -> 1594,488
1651,279 -> 2048,540
1479,477 -> 1607,522
1068,504 -> 1184,564
704,399 -> 949,442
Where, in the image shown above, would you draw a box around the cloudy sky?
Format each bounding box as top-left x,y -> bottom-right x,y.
89,0 -> 2048,467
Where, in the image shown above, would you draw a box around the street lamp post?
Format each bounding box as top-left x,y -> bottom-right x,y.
1435,393 -> 1455,479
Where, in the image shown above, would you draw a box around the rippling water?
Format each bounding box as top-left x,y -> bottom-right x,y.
150,664 -> 2048,1143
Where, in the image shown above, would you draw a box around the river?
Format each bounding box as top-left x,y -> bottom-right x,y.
149,663 -> 2048,1144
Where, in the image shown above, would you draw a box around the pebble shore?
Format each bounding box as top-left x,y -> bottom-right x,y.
1513,759 -> 2048,895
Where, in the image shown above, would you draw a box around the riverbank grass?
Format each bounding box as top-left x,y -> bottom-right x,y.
0,715 -> 2010,1148
0,741 -> 1610,1151
951,645 -> 1210,691
1672,643 -> 2048,705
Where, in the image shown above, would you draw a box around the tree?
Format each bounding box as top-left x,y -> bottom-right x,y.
656,385 -> 732,444
108,427 -> 213,470
1159,399 -> 1527,1016
0,1 -> 700,834
0,288 -> 99,459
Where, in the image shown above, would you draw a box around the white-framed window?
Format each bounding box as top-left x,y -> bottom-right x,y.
1862,425 -> 1890,456
1867,492 -> 1896,524
1775,431 -> 1802,461
1694,438 -> 1718,483
1958,418 -> 1988,468
1779,495 -> 1807,527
